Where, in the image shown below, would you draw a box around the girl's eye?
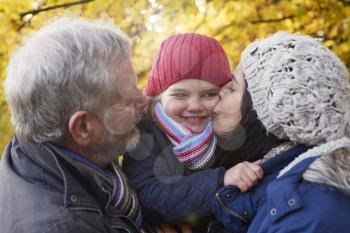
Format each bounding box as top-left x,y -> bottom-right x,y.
204,92 -> 219,97
172,93 -> 187,98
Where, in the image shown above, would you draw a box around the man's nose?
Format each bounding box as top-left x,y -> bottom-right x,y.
134,95 -> 149,111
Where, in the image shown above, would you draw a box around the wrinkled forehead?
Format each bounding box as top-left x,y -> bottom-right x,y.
109,60 -> 143,101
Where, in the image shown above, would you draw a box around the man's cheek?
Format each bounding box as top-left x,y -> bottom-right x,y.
104,108 -> 136,135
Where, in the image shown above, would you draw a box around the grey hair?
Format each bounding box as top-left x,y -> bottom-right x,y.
4,16 -> 131,143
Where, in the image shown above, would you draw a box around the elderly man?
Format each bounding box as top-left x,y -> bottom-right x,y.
0,17 -> 149,233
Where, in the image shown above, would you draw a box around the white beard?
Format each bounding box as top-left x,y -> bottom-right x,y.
125,129 -> 140,152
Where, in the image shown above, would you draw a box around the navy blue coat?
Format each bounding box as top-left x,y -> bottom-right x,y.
212,145 -> 350,233
122,115 -> 258,226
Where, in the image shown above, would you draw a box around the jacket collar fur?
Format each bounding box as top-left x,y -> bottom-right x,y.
275,137 -> 350,197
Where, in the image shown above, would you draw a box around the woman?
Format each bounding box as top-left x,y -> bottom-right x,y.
211,31 -> 350,232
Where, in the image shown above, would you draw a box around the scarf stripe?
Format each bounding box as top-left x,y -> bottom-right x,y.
110,164 -> 143,228
63,149 -> 143,228
175,127 -> 213,153
152,103 -> 193,143
176,135 -> 212,158
152,102 -> 217,170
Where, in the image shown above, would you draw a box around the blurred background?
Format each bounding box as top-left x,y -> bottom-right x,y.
0,0 -> 349,155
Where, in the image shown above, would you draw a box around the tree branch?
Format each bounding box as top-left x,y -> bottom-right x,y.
212,21 -> 240,37
250,14 -> 295,24
192,8 -> 208,31
19,0 -> 94,18
17,0 -> 94,31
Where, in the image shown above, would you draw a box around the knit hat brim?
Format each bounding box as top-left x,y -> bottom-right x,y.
144,33 -> 232,96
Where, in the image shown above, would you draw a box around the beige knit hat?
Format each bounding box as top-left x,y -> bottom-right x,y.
241,31 -> 350,145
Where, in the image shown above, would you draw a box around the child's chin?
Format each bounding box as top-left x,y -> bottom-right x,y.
188,125 -> 207,134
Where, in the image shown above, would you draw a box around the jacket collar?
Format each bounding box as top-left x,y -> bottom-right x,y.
214,145 -> 309,226
266,156 -> 318,223
13,135 -> 116,211
277,137 -> 350,197
261,145 -> 308,175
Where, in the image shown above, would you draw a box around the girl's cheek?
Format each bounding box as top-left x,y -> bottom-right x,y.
205,98 -> 221,112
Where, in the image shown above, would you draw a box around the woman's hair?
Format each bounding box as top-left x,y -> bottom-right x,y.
240,79 -> 250,118
4,17 -> 131,143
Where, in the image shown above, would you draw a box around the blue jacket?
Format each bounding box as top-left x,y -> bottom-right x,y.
122,115 -> 261,226
0,136 -> 144,233
212,145 -> 350,233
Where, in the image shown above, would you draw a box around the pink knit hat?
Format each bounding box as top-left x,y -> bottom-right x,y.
144,33 -> 232,96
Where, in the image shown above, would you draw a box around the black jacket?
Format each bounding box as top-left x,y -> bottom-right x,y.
122,115 -> 262,226
0,136 -> 143,233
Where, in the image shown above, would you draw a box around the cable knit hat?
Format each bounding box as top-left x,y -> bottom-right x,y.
144,33 -> 232,96
241,31 -> 350,145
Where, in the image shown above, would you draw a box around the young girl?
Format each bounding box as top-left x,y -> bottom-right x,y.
123,33 -> 263,232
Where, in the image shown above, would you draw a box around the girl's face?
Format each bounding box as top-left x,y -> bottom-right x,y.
213,63 -> 246,136
160,79 -> 220,133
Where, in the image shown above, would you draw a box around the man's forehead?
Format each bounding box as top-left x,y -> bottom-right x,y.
114,60 -> 136,80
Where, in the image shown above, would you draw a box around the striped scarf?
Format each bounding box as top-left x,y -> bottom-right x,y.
58,147 -> 143,229
107,163 -> 143,229
152,102 -> 217,170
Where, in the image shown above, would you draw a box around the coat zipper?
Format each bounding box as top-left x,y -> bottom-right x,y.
215,192 -> 249,224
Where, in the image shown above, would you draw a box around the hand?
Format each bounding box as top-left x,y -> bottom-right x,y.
223,160 -> 263,192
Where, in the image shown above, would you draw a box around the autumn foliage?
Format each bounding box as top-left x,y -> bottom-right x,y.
0,0 -> 349,155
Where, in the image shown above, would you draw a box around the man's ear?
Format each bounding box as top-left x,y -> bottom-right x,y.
68,111 -> 94,147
